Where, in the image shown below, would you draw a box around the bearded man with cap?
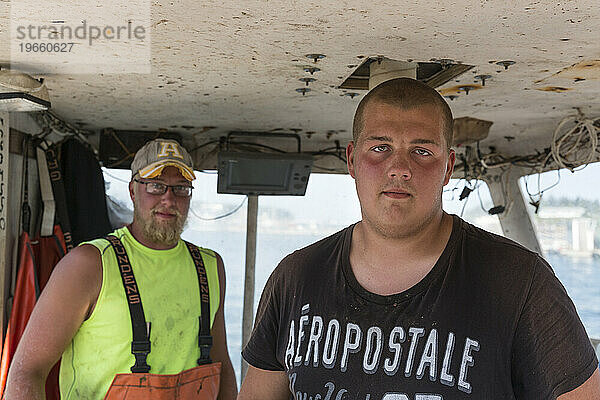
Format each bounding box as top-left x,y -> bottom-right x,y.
6,139 -> 238,399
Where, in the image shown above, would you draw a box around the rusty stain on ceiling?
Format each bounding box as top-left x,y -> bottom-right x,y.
536,86 -> 572,93
439,84 -> 484,96
554,60 -> 600,80
535,60 -> 600,83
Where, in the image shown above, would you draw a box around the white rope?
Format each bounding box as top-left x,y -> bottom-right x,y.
551,116 -> 599,172
480,153 -> 511,169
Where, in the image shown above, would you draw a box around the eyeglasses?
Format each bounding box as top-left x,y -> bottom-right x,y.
133,179 -> 193,197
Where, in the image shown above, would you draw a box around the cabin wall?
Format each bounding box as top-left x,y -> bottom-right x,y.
1,114 -> 42,334
0,113 -> 8,334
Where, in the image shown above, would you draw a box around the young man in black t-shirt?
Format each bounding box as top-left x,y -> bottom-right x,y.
239,78 -> 600,399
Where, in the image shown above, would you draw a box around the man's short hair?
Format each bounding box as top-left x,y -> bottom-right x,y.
352,78 -> 454,149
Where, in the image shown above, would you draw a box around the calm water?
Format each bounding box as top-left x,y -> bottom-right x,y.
546,253 -> 600,339
182,230 -> 600,382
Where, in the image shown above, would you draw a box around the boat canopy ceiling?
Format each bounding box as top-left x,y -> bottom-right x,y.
1,1 -> 599,173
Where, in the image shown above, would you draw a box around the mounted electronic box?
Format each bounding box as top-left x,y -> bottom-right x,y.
217,132 -> 313,196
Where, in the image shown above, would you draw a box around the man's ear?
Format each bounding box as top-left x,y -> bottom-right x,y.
129,180 -> 135,202
347,141 -> 356,178
443,149 -> 456,185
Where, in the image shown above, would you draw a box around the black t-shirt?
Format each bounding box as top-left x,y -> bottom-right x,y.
242,215 -> 598,400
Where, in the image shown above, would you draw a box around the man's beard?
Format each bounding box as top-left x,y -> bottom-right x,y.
134,204 -> 188,247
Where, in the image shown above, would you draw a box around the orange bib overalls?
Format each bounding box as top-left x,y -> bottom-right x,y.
102,236 -> 221,399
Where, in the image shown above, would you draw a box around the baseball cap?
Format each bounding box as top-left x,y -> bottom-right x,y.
131,139 -> 196,181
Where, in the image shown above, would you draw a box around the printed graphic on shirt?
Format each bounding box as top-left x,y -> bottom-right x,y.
284,304 -> 480,400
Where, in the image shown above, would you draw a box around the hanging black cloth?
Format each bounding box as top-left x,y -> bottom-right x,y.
60,138 -> 112,245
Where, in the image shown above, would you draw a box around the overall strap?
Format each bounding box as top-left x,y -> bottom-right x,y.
183,241 -> 213,365
44,144 -> 74,251
105,235 -> 151,373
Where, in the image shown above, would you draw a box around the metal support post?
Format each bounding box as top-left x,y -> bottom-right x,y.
241,194 -> 258,378
485,168 -> 541,253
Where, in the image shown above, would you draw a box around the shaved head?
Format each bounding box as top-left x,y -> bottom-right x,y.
352,78 -> 453,148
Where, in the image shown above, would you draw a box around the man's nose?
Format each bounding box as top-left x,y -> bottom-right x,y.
387,153 -> 412,180
159,186 -> 178,205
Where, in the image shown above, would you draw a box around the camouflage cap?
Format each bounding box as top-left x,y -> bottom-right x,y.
131,139 -> 195,181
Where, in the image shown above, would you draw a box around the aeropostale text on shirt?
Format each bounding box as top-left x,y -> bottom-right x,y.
284,304 -> 480,395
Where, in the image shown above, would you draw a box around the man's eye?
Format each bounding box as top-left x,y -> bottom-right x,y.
149,182 -> 165,190
173,186 -> 193,196
414,148 -> 431,156
371,145 -> 389,152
